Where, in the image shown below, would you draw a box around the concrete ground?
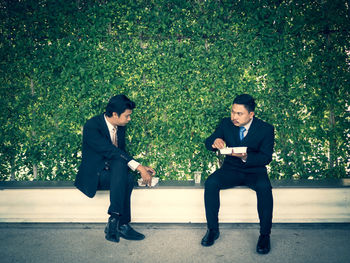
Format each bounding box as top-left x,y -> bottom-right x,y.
0,223 -> 349,263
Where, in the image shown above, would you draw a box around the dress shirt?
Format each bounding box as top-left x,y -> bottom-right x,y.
242,117 -> 253,138
104,115 -> 140,171
240,117 -> 253,162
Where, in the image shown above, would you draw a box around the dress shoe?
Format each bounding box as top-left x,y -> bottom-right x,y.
105,217 -> 120,243
119,224 -> 145,240
201,229 -> 220,247
256,234 -> 270,254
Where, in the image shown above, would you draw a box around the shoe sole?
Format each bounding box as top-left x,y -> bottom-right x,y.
119,233 -> 145,241
105,234 -> 120,243
257,250 -> 270,254
105,226 -> 145,241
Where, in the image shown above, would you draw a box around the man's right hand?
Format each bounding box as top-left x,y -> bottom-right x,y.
136,165 -> 154,186
212,138 -> 226,149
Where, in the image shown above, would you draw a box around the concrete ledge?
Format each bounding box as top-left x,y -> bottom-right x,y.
0,180 -> 349,223
1,179 -> 350,188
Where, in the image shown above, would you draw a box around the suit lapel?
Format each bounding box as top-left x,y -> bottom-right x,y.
98,114 -> 125,148
241,118 -> 258,143
98,114 -> 111,140
233,123 -> 241,145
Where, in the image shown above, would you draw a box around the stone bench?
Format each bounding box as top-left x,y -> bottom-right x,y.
0,179 -> 349,223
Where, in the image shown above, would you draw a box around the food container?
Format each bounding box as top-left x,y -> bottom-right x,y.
137,177 -> 159,187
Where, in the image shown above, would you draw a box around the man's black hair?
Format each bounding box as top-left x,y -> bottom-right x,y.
105,94 -> 136,117
233,94 -> 256,112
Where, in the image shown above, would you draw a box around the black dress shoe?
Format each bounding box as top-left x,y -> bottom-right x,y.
105,217 -> 120,243
119,224 -> 145,240
201,229 -> 220,247
256,234 -> 270,254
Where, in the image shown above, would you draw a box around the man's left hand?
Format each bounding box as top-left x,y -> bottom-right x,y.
137,165 -> 155,186
144,166 -> 156,176
230,152 -> 247,161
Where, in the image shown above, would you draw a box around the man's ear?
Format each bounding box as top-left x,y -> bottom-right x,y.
249,111 -> 255,119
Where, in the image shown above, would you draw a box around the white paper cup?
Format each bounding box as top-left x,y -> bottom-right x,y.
194,171 -> 201,184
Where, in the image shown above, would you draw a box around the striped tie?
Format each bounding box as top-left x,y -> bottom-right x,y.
112,127 -> 118,147
239,127 -> 246,141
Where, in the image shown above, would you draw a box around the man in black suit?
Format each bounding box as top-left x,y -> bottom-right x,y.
201,94 -> 274,254
75,94 -> 155,243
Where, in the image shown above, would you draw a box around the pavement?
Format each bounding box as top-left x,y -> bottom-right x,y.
0,223 -> 349,263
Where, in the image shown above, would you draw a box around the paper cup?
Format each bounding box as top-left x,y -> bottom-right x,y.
194,171 -> 201,184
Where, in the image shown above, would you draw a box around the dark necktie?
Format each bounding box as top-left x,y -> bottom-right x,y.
239,127 -> 246,141
111,127 -> 118,147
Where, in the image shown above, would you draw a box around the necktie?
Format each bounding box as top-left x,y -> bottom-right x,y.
111,127 -> 118,147
239,127 -> 246,141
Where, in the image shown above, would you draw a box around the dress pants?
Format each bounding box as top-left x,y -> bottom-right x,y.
97,159 -> 134,225
204,165 -> 273,235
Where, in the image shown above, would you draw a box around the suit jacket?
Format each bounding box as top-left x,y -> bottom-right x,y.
74,113 -> 133,198
205,117 -> 274,174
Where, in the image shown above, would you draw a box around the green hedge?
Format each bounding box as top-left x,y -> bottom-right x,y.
1,0 -> 349,181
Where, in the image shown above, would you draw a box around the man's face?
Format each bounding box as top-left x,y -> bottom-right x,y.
231,104 -> 254,127
112,109 -> 132,126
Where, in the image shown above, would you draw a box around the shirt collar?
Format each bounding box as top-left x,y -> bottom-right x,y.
104,114 -> 117,132
243,117 -> 254,131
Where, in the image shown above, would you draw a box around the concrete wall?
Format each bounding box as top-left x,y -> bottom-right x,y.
0,187 -> 349,223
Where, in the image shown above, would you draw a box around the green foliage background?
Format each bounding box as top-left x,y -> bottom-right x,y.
1,0 -> 349,181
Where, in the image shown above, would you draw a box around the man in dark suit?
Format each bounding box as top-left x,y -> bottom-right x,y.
201,94 -> 274,254
75,94 -> 155,243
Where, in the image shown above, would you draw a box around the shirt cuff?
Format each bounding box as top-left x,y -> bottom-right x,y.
128,160 -> 140,171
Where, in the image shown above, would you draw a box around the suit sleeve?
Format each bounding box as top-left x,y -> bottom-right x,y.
205,119 -> 225,151
244,125 -> 274,167
83,120 -> 133,162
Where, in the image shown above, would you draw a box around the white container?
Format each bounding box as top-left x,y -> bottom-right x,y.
220,147 -> 247,155
220,147 -> 233,155
232,147 -> 247,153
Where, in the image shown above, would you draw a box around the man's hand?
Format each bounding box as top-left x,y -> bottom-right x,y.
230,152 -> 248,161
212,138 -> 226,149
136,165 -> 156,186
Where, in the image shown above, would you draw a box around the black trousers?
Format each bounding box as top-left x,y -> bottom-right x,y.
97,159 -> 134,225
204,165 -> 273,235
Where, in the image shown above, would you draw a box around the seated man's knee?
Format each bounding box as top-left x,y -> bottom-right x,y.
110,158 -> 128,169
205,176 -> 219,190
255,180 -> 272,194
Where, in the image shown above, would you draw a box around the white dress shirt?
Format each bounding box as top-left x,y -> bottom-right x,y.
242,117 -> 253,138
104,115 -> 140,171
240,117 -> 253,162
